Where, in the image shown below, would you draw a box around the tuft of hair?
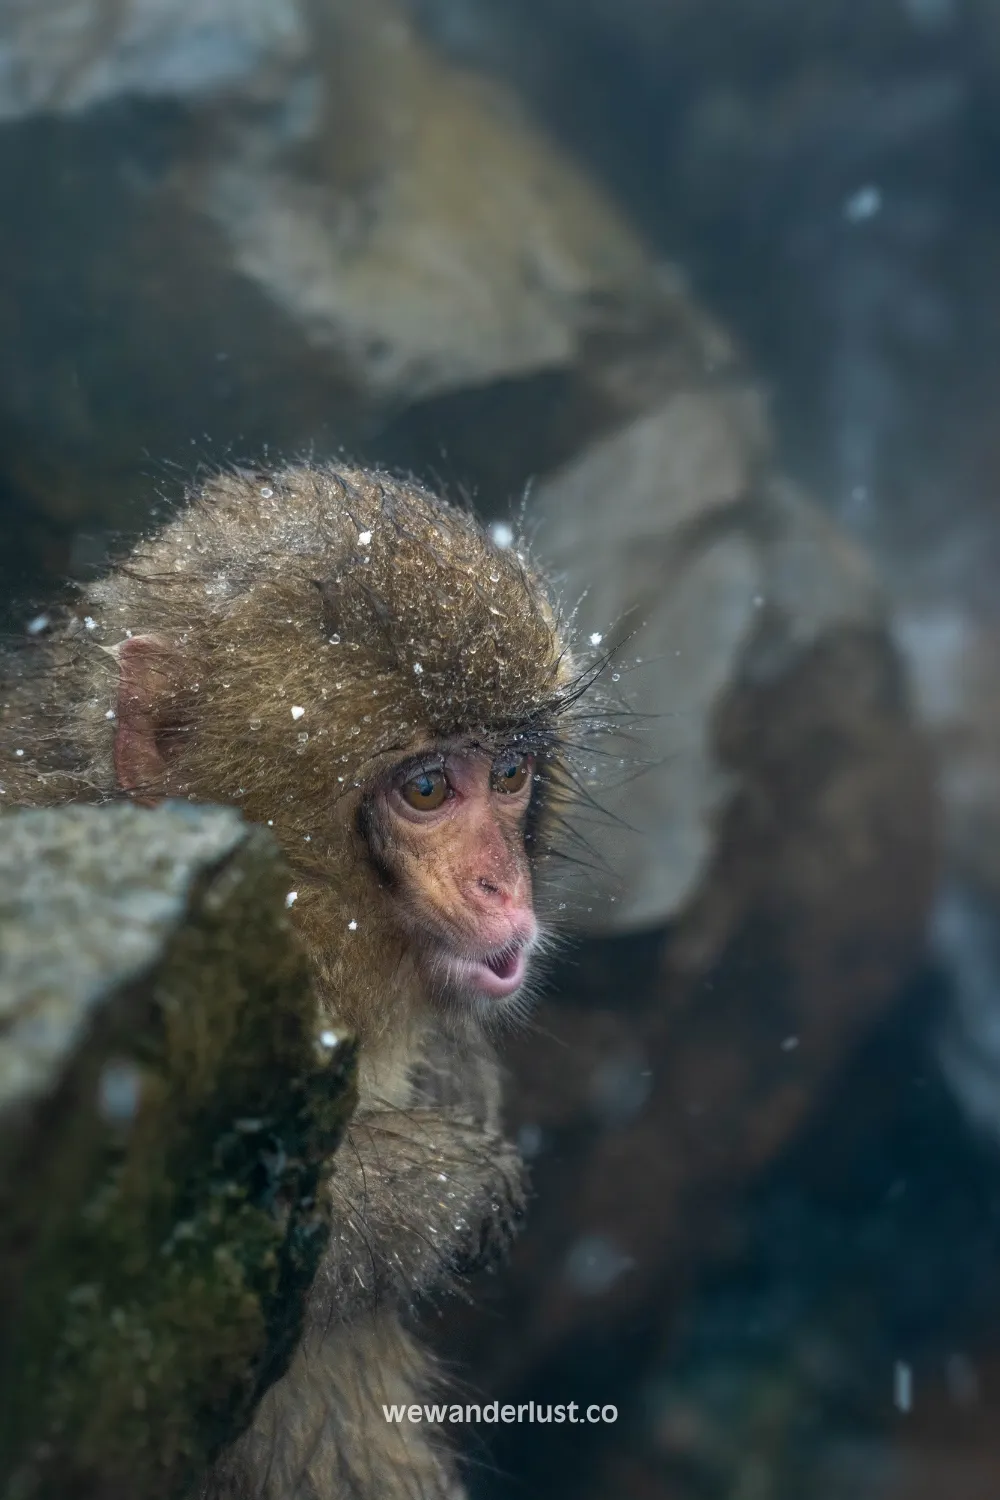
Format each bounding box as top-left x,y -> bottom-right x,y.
1,464 -> 609,1051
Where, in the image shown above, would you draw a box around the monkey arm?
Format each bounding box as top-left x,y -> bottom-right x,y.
309,1108 -> 526,1321
201,1112 -> 518,1498
202,1312 -> 466,1500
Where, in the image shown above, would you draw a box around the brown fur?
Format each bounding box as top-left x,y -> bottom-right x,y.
0,464 -> 596,1499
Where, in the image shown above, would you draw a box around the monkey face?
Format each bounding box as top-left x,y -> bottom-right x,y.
363,743 -> 540,1007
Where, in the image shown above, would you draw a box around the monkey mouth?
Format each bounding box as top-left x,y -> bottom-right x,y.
450,941 -> 529,999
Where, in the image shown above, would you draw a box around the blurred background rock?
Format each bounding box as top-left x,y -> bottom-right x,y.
2,2 -> 1000,1497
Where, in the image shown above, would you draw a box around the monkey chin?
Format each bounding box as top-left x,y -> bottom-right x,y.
426,935 -> 537,1020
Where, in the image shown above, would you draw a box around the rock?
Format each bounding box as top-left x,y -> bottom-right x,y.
0,0 -> 307,119
201,0 -> 652,406
0,0 -> 664,591
534,397 -> 910,934
0,803 -> 356,1500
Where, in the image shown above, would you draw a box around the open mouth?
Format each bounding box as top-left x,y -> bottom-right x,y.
451,942 -> 529,999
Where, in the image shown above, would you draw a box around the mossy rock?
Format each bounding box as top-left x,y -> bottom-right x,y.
0,803 -> 357,1500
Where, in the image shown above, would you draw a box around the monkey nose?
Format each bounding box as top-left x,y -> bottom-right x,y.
470,876 -> 537,941
474,874 -> 522,909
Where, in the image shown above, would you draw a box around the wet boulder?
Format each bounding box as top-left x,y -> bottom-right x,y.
0,802 -> 356,1500
0,0 -> 663,589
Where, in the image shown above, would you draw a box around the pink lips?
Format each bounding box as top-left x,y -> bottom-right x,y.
452,942 -> 529,999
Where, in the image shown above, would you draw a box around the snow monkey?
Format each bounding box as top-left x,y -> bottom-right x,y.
0,464 -> 605,1499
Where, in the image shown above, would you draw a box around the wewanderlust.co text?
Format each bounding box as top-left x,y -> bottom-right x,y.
383,1401 -> 617,1425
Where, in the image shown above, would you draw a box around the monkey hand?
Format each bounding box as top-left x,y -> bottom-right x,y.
312,1108 -> 526,1318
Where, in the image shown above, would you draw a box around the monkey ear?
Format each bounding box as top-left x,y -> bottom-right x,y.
111,634 -> 181,802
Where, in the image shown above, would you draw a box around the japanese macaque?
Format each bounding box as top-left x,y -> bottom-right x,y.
0,464 -> 602,1500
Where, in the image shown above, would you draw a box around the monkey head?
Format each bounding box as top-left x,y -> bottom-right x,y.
32,465 -> 598,1048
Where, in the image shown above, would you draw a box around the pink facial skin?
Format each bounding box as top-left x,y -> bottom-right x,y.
377,747 -> 539,1003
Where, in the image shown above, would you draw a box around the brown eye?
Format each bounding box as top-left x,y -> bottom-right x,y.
491,754 -> 532,795
401,768 -> 449,811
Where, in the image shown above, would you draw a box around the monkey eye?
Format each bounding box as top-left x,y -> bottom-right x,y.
400,767 -> 449,811
491,753 -> 533,795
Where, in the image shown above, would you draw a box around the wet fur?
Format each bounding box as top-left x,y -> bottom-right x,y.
0,464 -> 604,1499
